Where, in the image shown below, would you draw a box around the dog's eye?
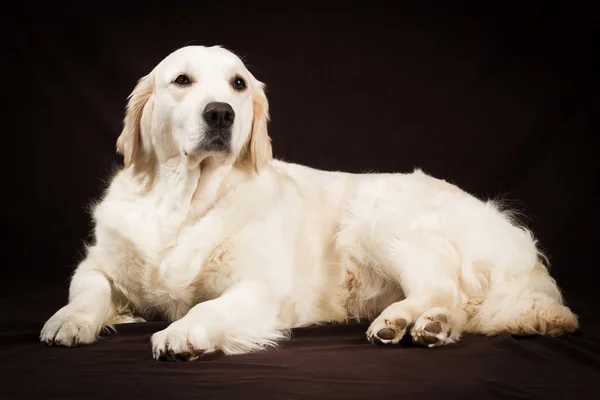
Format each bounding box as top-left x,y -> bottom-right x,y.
231,76 -> 246,91
174,75 -> 191,85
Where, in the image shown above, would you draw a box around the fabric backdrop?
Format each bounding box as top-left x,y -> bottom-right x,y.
3,0 -> 598,340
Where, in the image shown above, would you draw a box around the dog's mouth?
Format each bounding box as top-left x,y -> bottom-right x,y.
184,128 -> 231,156
198,128 -> 231,153
183,132 -> 233,170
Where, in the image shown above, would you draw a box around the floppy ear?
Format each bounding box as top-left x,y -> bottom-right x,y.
237,81 -> 273,173
116,74 -> 154,173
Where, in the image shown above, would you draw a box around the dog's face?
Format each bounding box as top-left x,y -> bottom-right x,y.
116,45 -> 271,175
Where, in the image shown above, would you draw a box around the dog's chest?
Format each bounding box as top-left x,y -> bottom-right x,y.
119,235 -> 238,320
97,202 -> 232,320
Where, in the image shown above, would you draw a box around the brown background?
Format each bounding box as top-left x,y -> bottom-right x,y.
2,2 -> 599,399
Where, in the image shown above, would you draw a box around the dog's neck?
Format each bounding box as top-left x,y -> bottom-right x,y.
146,154 -> 236,218
190,157 -> 235,214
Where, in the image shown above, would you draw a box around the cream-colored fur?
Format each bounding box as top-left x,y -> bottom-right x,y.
40,45 -> 578,359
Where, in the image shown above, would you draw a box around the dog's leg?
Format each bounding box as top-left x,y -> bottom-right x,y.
151,281 -> 285,361
339,216 -> 468,347
40,248 -> 114,346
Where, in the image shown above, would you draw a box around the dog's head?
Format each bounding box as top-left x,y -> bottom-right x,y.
116,45 -> 271,177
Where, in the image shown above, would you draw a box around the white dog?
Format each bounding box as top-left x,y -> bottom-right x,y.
40,45 -> 578,360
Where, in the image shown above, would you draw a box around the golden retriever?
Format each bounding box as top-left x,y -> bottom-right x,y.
40,45 -> 578,360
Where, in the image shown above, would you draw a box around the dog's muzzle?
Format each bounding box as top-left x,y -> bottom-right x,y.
200,102 -> 234,152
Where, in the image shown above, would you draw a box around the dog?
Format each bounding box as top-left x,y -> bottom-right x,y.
40,45 -> 578,360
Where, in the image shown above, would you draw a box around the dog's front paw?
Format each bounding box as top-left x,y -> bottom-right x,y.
151,321 -> 212,362
40,306 -> 100,346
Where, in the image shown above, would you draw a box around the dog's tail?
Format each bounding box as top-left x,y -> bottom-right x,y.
465,261 -> 579,337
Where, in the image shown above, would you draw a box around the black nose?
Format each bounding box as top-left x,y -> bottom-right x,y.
202,102 -> 235,129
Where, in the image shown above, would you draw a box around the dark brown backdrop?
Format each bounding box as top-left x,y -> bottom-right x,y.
3,0 -> 599,354
2,2 -> 600,399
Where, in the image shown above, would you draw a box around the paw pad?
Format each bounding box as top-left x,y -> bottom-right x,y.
369,318 -> 408,344
424,321 -> 442,334
411,313 -> 452,348
376,328 -> 396,340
